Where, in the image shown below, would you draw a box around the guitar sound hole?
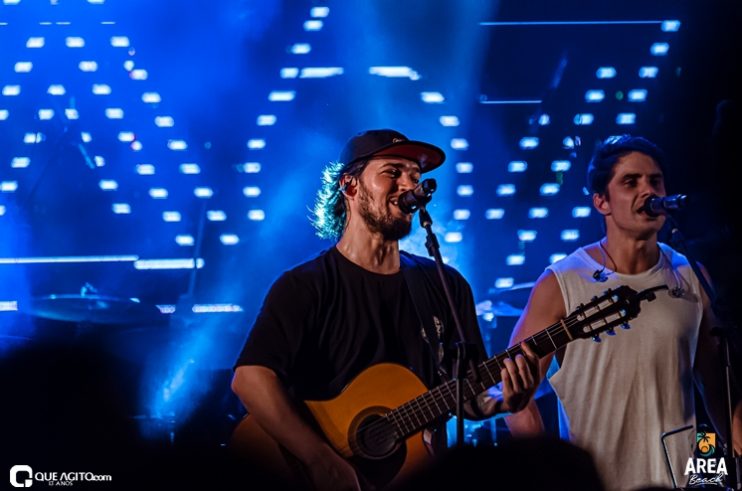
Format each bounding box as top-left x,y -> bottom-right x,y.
354,414 -> 398,459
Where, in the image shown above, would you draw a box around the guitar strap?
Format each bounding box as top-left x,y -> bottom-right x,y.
399,252 -> 450,382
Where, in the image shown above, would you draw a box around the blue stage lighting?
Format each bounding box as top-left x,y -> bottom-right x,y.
131,141 -> 142,152
269,90 -> 296,101
149,188 -> 168,199
440,116 -> 460,127
3,85 -> 21,96
112,203 -> 131,214
457,185 -> 474,197
563,137 -> 576,149
192,304 -> 244,313
540,183 -> 560,195
508,161 -> 527,172
572,206 -> 591,218
92,84 -> 111,95
179,163 -> 200,174
496,184 -> 515,196
650,43 -> 669,56
81,132 -> 92,143
300,67 -> 344,78
175,235 -> 194,246
455,162 -> 473,173
136,164 -> 155,175
111,36 -> 130,47
47,85 -> 65,96
0,255 -> 138,265
280,68 -> 299,79
628,89 -> 647,102
66,37 -> 85,48
518,230 -> 537,242
519,137 -> 539,150
220,234 -> 239,245
243,186 -> 261,197
0,110 -> 8,120
485,208 -> 505,220
23,132 -> 42,144
551,160 -> 571,172
0,301 -> 17,311
27,37 -> 45,48
118,132 -> 135,142
207,210 -> 227,222
370,66 -> 420,80
444,232 -> 463,243
14,62 -> 32,73
94,156 -> 105,167
142,92 -> 161,103
290,43 -> 311,54
105,108 -> 124,119
11,157 -> 30,168
64,109 -> 79,119
450,138 -> 468,150
99,179 -> 118,191
162,211 -> 181,222
155,116 -> 174,127
130,69 -> 148,80
247,210 -> 265,221
194,187 -> 213,198
538,114 -> 550,126
574,113 -> 594,126
237,162 -> 261,173
79,61 -> 98,72
529,207 -> 549,218
247,139 -> 266,149
168,140 -> 187,150
0,205 -> 6,216
257,115 -> 277,126
639,66 -> 659,78
561,229 -> 580,241
310,6 -> 329,17
1,181 -> 18,192
585,90 -> 605,102
421,92 -> 444,103
304,20 -> 323,31
134,258 -> 203,270
507,254 -> 525,266
596,66 -> 616,79
616,113 -> 636,125
453,209 -> 471,220
495,278 -> 514,288
661,20 -> 681,32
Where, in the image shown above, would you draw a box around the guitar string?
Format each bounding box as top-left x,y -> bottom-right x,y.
358,314 -> 586,444
358,299 -> 627,446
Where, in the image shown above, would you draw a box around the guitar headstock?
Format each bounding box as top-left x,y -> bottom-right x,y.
566,285 -> 649,342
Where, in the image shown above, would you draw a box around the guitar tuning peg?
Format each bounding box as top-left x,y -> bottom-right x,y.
592,334 -> 601,343
606,328 -> 616,336
621,322 -> 630,330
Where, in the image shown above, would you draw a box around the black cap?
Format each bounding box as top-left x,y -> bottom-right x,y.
338,129 -> 445,173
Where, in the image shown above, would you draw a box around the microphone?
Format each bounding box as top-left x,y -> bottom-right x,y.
398,178 -> 437,214
642,194 -> 688,217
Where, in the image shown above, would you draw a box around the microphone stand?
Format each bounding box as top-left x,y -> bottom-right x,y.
665,214 -> 740,490
417,204 -> 481,448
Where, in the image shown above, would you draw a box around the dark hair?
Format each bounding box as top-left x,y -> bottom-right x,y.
310,159 -> 367,240
586,135 -> 666,195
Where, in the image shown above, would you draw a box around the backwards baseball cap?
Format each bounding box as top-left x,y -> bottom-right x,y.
338,129 -> 446,173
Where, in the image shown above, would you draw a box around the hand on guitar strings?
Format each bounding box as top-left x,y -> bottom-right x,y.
481,342 -> 539,415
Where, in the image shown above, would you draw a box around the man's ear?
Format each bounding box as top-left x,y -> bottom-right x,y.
340,175 -> 358,197
593,192 -> 610,216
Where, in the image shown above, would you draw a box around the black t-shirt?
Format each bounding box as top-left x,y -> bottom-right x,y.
235,246 -> 485,401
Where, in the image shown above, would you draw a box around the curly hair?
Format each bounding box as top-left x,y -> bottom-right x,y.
310,159 -> 367,240
586,134 -> 666,196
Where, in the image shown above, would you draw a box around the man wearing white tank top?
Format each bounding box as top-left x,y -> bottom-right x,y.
504,135 -> 741,490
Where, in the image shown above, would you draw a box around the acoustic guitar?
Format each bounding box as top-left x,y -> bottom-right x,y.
231,285 -> 664,489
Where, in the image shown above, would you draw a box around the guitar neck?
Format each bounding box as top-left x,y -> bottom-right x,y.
386,312 -> 578,439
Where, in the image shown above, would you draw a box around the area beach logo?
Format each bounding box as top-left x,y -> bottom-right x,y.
684,429 -> 728,488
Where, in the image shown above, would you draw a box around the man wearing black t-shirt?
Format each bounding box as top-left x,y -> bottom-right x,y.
231,129 -> 538,490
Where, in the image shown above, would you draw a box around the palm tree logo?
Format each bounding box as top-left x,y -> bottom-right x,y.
696,431 -> 716,457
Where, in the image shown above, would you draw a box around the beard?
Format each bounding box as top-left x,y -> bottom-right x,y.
357,180 -> 412,241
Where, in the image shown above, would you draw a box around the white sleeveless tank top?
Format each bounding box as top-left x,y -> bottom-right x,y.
547,242 -> 703,491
